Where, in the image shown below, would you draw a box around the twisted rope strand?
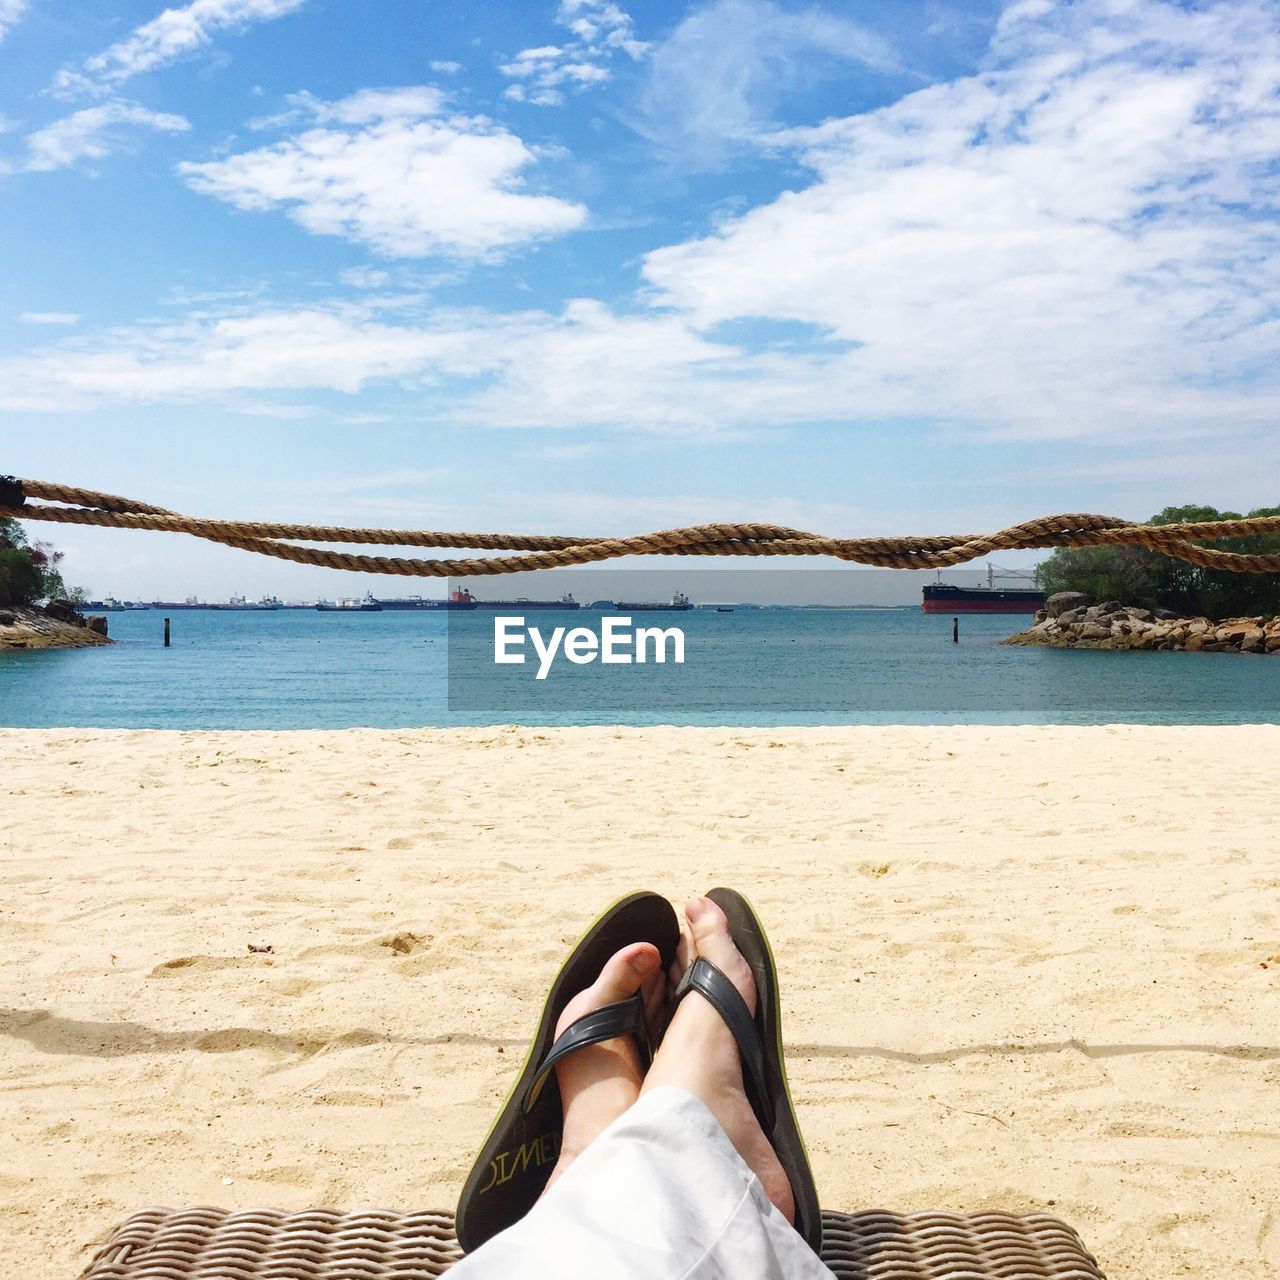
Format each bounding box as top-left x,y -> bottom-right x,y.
3,476 -> 1279,578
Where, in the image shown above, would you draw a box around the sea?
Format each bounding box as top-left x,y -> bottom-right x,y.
1,606 -> 1276,728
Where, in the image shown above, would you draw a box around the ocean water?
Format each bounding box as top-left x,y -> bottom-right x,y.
0,607 -> 1276,728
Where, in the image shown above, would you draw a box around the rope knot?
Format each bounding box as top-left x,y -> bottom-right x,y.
0,476 -> 25,510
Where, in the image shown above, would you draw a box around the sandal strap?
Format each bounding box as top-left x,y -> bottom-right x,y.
673,957 -> 774,1130
524,990 -> 650,1113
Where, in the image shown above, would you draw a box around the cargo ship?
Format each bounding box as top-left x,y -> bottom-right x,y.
209,595 -> 284,611
376,590 -> 478,610
317,593 -> 383,612
588,591 -> 693,612
922,566 -> 1044,615
461,589 -> 581,610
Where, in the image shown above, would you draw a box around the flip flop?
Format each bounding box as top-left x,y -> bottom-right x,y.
671,886 -> 823,1254
455,891 -> 681,1253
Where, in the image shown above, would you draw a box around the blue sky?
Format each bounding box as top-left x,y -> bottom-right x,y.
1,0 -> 1278,599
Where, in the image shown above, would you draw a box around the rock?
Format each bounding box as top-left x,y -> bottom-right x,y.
1032,608 -> 1048,625
1154,607 -> 1180,620
1046,591 -> 1090,618
0,609 -> 13,626
86,615 -> 108,636
42,599 -> 79,623
1003,608 -> 1280,655
0,605 -> 113,651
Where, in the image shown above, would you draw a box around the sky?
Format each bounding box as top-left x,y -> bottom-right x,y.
1,0 -> 1278,600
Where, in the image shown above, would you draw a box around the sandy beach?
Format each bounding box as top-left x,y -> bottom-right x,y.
3,725 -> 1278,1279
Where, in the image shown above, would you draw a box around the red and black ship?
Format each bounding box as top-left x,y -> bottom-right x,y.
921,566 -> 1044,615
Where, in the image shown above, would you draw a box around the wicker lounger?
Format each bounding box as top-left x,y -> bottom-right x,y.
80,1205 -> 1106,1278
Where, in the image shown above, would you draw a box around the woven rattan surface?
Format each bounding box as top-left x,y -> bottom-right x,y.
79,1206 -> 1106,1279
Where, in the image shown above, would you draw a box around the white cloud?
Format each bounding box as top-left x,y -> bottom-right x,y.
0,297 -> 741,419
501,0 -> 646,106
178,86 -> 586,257
0,295 -> 794,431
20,101 -> 190,172
429,60 -> 462,75
55,0 -> 309,94
641,0 -> 1280,438
635,0 -> 900,164
338,267 -> 391,289
20,312 -> 81,325
6,0 -> 1280,454
0,0 -> 28,44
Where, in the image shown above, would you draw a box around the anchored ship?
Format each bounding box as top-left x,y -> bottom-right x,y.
921,566 -> 1044,615
462,589 -> 581,610
375,590 -> 478,610
606,591 -> 693,612
316,592 -> 383,612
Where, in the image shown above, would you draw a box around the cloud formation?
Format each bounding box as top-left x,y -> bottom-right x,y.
643,0 -> 1280,436
20,312 -> 81,325
0,296 -> 748,421
55,0 -> 308,95
6,0 -> 1280,453
0,0 -> 27,44
635,0 -> 899,165
502,0 -> 646,105
18,101 -> 190,172
179,86 -> 587,257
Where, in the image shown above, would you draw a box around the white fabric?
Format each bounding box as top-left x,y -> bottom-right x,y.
450,1085 -> 834,1280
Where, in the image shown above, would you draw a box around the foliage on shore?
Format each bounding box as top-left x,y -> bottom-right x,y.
1035,504 -> 1280,617
0,517 -> 83,608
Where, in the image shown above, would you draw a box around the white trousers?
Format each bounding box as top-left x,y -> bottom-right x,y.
450,1086 -> 834,1280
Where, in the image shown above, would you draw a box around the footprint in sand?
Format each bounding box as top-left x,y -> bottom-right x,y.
150,954 -> 272,978
378,931 -> 430,956
858,862 -> 893,878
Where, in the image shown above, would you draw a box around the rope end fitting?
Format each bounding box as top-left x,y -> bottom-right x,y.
0,476 -> 25,510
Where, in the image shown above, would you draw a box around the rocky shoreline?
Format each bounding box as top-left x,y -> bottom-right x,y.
0,605 -> 112,652
1004,592 -> 1280,653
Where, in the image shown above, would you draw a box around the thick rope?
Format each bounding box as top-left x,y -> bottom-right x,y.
2,475 -> 1279,577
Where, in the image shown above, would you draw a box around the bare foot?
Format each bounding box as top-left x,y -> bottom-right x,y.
641,896 -> 795,1222
544,941 -> 665,1191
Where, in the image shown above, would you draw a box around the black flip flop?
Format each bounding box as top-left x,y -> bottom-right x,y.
671,886 -> 823,1253
455,891 -> 680,1253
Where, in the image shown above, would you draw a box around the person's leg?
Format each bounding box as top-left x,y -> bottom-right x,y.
642,894 -> 795,1221
451,900 -> 831,1279
543,940 -> 667,1191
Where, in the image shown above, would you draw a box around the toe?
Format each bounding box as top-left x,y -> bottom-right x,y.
591,941 -> 660,1004
557,942 -> 659,1038
685,896 -> 757,1014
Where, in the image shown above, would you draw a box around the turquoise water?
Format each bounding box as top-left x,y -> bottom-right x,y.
1,608 -> 1276,727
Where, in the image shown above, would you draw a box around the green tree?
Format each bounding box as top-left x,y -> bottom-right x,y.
0,549 -> 43,606
1036,504 -> 1280,617
0,518 -> 86,607
1035,545 -> 1161,608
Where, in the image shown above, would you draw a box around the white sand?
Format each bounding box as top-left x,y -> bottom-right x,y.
2,726 -> 1278,1279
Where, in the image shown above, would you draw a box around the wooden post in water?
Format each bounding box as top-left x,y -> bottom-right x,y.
952,616 -> 959,643
164,617 -> 171,647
